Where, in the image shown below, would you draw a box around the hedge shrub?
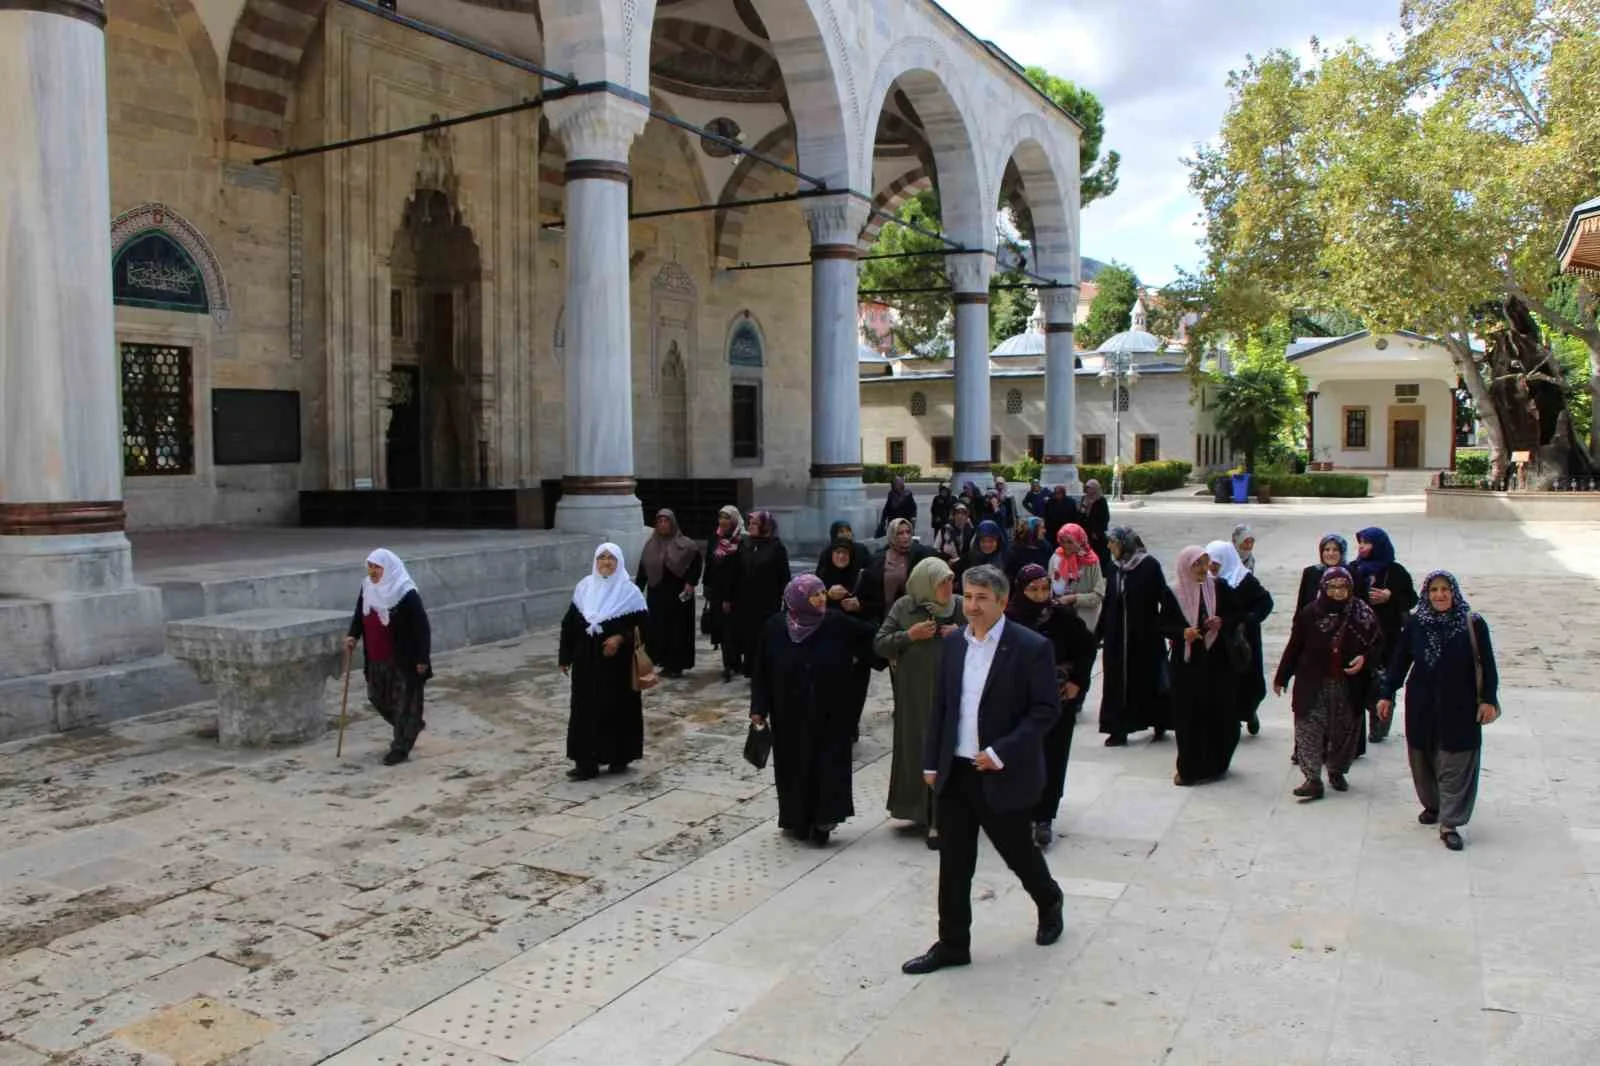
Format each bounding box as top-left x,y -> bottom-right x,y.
1205,471 -> 1369,498
990,456 -> 1043,483
862,463 -> 922,484
1454,449 -> 1489,476
1072,461 -> 1191,494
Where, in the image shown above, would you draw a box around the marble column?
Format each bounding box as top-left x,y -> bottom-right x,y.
1041,288 -> 1082,493
0,0 -> 134,597
546,92 -> 651,536
948,253 -> 994,477
797,196 -> 874,544
0,0 -> 165,696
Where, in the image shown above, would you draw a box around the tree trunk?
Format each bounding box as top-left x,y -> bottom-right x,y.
1590,366 -> 1600,460
1442,336 -> 1509,480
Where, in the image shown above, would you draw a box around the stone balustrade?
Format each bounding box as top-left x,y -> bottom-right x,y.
167,608 -> 350,747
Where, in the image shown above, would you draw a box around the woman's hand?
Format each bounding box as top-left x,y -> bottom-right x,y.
1477,702 -> 1500,724
1369,587 -> 1391,605
938,624 -> 959,637
416,662 -> 428,676
1204,616 -> 1223,634
1342,655 -> 1366,676
828,585 -> 849,601
1183,627 -> 1201,643
750,713 -> 766,726
1273,681 -> 1286,697
344,636 -> 357,652
842,597 -> 861,613
560,664 -> 570,676
908,620 -> 939,642
1056,594 -> 1077,606
1063,681 -> 1081,700
602,635 -> 623,657
1376,699 -> 1394,721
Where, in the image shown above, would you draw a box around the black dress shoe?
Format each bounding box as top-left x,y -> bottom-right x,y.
1246,712 -> 1261,736
1032,822 -> 1053,849
382,749 -> 409,766
566,763 -> 600,781
1293,779 -> 1325,801
1328,771 -> 1349,792
1036,895 -> 1065,946
1440,829 -> 1464,851
1104,734 -> 1128,748
810,827 -> 831,846
1418,809 -> 1439,825
1151,728 -> 1168,742
901,942 -> 972,975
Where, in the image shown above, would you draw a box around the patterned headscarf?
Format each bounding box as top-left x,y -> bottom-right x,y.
712,505 -> 745,559
1231,524 -> 1256,572
748,510 -> 777,540
1054,522 -> 1098,584
1108,526 -> 1147,571
1307,566 -> 1382,665
783,574 -> 827,644
1413,569 -> 1471,667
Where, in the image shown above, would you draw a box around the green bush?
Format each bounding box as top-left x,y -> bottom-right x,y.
1454,449 -> 1489,476
1205,471 -> 1369,498
1070,460 -> 1191,494
862,464 -> 922,484
990,456 -> 1043,484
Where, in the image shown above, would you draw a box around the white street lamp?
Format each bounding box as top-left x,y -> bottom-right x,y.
1095,328 -> 1160,501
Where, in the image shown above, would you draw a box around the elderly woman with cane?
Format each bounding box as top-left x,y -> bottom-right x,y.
345,549 -> 433,766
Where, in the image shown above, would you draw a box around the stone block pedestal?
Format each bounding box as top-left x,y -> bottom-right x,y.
167,608 -> 350,748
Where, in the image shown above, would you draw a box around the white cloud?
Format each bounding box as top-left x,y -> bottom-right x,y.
936,0 -> 1401,284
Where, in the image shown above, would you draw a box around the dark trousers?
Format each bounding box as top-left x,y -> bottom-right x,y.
937,760 -> 1060,952
1032,688 -> 1086,825
367,661 -> 425,756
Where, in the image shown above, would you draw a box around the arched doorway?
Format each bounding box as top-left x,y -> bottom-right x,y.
388,188 -> 483,489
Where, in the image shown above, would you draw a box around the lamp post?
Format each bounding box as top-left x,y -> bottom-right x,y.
1097,351 -> 1140,500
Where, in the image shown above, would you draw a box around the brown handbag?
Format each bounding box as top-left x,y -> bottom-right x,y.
1464,612 -> 1500,722
631,627 -> 659,692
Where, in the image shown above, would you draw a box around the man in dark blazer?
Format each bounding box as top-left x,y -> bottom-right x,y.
902,564 -> 1065,975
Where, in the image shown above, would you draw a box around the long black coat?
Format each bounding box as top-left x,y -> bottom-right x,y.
752,612 -> 877,831
347,590 -> 433,682
1228,573 -> 1274,720
1161,581 -> 1241,783
558,605 -> 648,766
1382,614 -> 1498,753
1043,496 -> 1081,546
1079,496 -> 1111,558
639,554 -> 702,674
732,538 -> 791,644
875,492 -> 918,538
1098,556 -> 1172,736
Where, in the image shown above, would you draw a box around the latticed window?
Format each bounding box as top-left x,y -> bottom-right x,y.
121,343 -> 194,476
1006,388 -> 1024,414
910,391 -> 927,416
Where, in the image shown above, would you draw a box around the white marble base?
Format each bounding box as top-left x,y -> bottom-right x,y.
792,479 -> 875,550
0,531 -> 136,597
552,495 -> 650,560
1042,464 -> 1083,496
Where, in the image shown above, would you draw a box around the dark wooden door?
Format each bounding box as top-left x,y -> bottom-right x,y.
1392,420 -> 1421,469
386,365 -> 422,489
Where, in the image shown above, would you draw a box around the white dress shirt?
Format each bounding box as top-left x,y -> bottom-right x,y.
929,616 -> 1005,771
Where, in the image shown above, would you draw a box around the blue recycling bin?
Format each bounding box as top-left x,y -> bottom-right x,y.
1230,473 -> 1252,503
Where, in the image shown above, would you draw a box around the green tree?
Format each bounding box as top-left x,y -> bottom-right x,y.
858,67 -> 1119,354
1076,262 -> 1140,350
1023,66 -> 1121,207
1183,2 -> 1600,474
1211,355 -> 1303,473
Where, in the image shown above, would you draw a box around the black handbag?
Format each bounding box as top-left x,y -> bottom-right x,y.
743,722 -> 773,769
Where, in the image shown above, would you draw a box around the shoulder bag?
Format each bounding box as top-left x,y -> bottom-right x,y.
1464,612 -> 1500,722
630,627 -> 659,692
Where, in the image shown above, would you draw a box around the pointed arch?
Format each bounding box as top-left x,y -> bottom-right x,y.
993,113 -> 1078,285
111,203 -> 232,325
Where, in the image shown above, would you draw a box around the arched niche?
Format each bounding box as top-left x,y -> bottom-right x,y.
110,203 -> 231,327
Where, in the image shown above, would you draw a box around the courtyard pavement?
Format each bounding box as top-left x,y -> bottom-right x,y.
2,497 -> 1599,1065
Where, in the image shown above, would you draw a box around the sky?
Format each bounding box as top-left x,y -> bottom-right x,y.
935,0 -> 1402,286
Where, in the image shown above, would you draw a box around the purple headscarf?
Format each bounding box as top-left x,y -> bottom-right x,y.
783,574 -> 827,644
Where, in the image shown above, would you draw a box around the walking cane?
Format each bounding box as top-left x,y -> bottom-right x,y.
335,643 -> 353,759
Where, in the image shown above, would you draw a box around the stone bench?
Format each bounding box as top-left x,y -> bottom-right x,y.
167,608 -> 351,747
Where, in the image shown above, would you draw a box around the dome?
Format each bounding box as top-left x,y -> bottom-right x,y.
989,301 -> 1045,357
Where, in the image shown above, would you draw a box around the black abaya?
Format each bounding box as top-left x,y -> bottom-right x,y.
1098,556 -> 1172,738
703,541 -> 743,675
1230,573 -> 1274,723
1162,582 -> 1241,783
558,605 -> 648,768
732,538 -> 791,676
639,554 -> 702,674
751,611 -> 877,833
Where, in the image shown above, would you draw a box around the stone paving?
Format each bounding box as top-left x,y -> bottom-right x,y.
2,497 -> 1600,1065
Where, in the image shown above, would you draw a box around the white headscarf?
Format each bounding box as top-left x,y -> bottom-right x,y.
361,548 -> 419,624
572,542 -> 648,635
1204,539 -> 1250,589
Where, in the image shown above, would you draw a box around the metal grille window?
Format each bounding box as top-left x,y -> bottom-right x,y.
932,436 -> 952,466
1115,385 -> 1130,412
910,391 -> 927,416
731,381 -> 762,461
1006,388 -> 1024,414
121,343 -> 194,476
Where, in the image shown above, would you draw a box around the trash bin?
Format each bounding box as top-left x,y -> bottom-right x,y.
1213,477 -> 1232,504
1230,473 -> 1252,503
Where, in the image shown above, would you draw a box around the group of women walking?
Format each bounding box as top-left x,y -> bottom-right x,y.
538,491 -> 1501,857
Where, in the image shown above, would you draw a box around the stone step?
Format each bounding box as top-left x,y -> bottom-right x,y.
0,654 -> 210,743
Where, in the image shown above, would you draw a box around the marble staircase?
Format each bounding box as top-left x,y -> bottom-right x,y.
0,530 -> 637,744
